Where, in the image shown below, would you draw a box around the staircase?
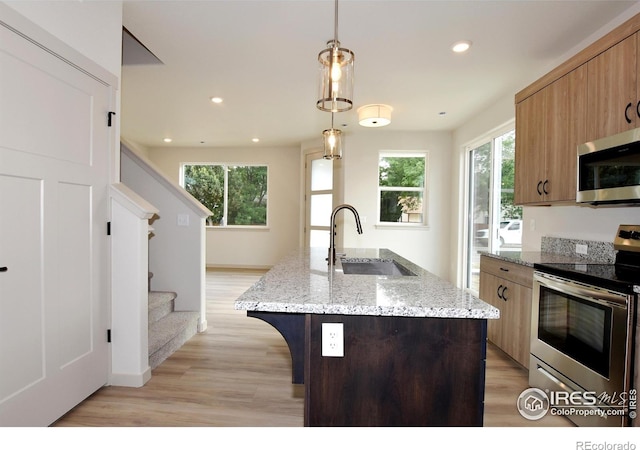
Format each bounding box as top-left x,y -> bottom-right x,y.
148,283 -> 200,370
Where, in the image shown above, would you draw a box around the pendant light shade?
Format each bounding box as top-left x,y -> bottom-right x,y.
358,104 -> 392,127
317,0 -> 354,112
323,114 -> 343,160
317,41 -> 355,112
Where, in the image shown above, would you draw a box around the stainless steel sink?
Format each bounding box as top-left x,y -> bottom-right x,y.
339,258 -> 417,276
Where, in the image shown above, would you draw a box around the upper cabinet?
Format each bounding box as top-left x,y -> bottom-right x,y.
586,33 -> 638,142
514,13 -> 640,206
515,66 -> 586,205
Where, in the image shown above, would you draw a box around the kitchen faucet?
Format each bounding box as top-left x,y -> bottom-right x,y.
327,204 -> 363,265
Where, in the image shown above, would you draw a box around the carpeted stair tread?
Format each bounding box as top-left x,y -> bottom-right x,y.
148,291 -> 177,324
148,311 -> 199,369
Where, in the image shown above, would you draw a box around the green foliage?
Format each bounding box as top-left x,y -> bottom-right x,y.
183,165 -> 224,225
227,166 -> 267,225
379,156 -> 425,187
470,131 -> 521,222
183,164 -> 268,226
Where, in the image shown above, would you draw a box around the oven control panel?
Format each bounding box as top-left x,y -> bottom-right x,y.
614,224 -> 640,252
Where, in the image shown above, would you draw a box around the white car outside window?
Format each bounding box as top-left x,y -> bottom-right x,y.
475,219 -> 522,247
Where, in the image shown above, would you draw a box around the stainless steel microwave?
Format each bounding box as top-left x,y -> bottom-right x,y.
577,128 -> 640,205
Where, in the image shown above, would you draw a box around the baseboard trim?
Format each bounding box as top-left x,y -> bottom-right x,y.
109,367 -> 152,388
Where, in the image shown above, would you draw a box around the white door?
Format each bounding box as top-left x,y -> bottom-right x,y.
0,17 -> 112,425
305,152 -> 334,248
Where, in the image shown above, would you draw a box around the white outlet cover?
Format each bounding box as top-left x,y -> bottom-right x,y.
322,322 -> 344,357
576,244 -> 588,255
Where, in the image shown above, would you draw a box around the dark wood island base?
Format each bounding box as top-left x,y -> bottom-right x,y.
250,312 -> 488,426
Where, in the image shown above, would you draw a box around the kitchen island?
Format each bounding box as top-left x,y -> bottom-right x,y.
235,247 -> 499,426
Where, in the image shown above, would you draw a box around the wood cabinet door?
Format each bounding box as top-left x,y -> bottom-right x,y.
544,66 -> 587,203
515,91 -> 546,204
586,33 -> 637,142
479,269 -> 532,369
498,282 -> 532,369
479,271 -> 505,348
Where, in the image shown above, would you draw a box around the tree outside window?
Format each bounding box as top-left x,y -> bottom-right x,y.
182,164 -> 268,226
378,153 -> 427,224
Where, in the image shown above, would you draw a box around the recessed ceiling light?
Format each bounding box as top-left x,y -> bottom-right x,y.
452,40 -> 472,53
163,138 -> 172,143
210,97 -> 223,104
252,138 -> 260,143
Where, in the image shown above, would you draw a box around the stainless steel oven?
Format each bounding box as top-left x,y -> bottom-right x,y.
530,225 -> 640,427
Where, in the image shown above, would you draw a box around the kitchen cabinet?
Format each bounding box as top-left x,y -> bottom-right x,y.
479,255 -> 533,369
515,65 -> 587,205
586,33 -> 638,142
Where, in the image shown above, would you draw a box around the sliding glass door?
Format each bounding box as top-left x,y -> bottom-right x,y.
465,127 -> 520,293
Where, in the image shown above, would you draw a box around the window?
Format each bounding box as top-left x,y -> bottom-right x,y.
465,127 -> 521,293
378,152 -> 427,224
181,164 -> 268,227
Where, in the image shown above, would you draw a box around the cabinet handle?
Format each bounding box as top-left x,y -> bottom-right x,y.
625,102 -> 633,124
636,101 -> 640,119
536,181 -> 543,196
543,180 -> 549,195
0,267 -> 7,272
499,267 -> 509,272
497,284 -> 504,300
501,286 -> 508,301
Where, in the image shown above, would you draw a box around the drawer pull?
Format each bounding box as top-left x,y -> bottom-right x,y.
0,267 -> 7,272
499,267 -> 509,272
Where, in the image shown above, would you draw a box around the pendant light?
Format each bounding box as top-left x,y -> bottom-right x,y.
322,113 -> 343,160
317,0 -> 354,113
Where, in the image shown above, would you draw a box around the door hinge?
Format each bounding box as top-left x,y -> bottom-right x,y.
107,329 -> 112,343
107,221 -> 111,235
107,111 -> 116,127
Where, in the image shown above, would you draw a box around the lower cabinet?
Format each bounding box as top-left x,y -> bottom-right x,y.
479,255 -> 533,369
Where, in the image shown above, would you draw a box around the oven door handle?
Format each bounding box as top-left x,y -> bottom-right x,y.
534,272 -> 630,308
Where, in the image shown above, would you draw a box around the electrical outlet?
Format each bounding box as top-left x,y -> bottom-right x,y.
322,323 -> 344,357
177,214 -> 190,227
576,244 -> 588,255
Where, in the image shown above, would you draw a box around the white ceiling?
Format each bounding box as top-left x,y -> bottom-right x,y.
121,0 -> 639,149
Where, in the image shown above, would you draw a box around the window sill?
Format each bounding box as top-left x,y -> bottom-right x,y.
206,226 -> 270,231
375,223 -> 430,230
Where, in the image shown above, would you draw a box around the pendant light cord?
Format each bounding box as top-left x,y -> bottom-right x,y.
334,0 -> 339,43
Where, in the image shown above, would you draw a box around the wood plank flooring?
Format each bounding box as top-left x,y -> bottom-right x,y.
53,268 -> 572,427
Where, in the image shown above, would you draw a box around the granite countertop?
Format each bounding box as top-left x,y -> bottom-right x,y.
235,247 -> 499,320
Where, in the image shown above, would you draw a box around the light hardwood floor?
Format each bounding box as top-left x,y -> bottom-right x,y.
53,268 -> 572,427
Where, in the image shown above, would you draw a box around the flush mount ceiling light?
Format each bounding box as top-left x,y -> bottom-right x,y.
322,113 -> 343,160
452,40 -> 472,53
357,104 -> 392,127
210,97 -> 223,104
317,0 -> 354,113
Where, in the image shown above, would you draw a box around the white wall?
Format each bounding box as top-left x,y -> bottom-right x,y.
145,145 -> 301,268
3,1 -> 122,78
339,130 -> 453,279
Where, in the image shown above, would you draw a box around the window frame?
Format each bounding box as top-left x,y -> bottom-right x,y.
180,162 -> 269,229
376,150 -> 429,228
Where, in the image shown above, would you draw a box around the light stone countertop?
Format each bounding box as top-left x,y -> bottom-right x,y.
234,247 -> 499,320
